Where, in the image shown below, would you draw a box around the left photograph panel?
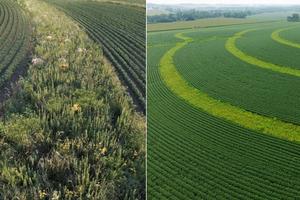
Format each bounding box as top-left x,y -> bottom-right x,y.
0,0 -> 145,199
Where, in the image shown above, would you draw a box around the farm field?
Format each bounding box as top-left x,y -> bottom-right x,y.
247,11 -> 297,21
174,22 -> 300,125
147,11 -> 299,32
49,0 -> 146,112
147,17 -> 258,32
148,19 -> 300,198
0,0 -> 145,199
279,26 -> 300,43
0,0 -> 31,94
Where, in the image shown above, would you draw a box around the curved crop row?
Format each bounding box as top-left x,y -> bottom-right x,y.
48,0 -> 146,112
225,29 -> 300,77
271,27 -> 300,48
148,30 -> 300,198
235,25 -> 300,69
175,28 -> 300,125
160,31 -> 300,142
0,0 -> 31,90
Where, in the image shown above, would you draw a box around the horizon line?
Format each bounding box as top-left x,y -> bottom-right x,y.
147,3 -> 300,5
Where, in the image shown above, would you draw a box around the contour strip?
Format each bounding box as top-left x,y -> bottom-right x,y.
160,31 -> 300,143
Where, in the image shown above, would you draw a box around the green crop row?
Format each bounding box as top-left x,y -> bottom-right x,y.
0,0 -> 31,90
48,0 -> 146,113
175,25 -> 300,125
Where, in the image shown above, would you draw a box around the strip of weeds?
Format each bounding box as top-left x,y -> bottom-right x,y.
160,32 -> 300,143
226,29 -> 300,77
0,0 -> 145,199
271,26 -> 300,48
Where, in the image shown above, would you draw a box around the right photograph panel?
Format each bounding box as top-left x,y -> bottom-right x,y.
147,0 -> 300,198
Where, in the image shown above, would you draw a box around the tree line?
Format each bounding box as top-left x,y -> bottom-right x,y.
287,13 -> 300,22
147,10 -> 252,24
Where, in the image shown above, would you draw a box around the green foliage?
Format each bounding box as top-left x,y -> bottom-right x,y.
226,28 -> 300,78
0,0 -> 145,199
287,13 -> 300,22
48,0 -> 146,112
93,0 -> 145,7
161,31 -> 300,142
0,0 -> 31,89
235,26 -> 300,70
147,10 -> 251,24
271,27 -> 300,48
148,23 -> 300,199
276,25 -> 300,44
174,25 -> 300,125
147,17 -> 257,32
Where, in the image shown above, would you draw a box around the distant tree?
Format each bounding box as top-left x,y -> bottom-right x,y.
147,9 -> 251,24
293,13 -> 300,21
287,13 -> 300,22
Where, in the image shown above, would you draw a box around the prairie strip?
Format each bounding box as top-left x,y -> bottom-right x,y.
225,29 -> 300,77
0,0 -> 145,198
49,1 -> 146,112
271,27 -> 300,48
160,31 -> 300,142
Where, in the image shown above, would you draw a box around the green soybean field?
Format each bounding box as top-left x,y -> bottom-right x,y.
0,0 -> 31,94
49,0 -> 146,112
148,20 -> 300,198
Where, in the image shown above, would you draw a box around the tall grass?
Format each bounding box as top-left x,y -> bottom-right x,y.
0,0 -> 145,199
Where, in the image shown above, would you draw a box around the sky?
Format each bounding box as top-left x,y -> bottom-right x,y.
147,0 -> 300,5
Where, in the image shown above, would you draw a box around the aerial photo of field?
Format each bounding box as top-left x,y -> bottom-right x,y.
148,3 -> 300,199
0,0 -> 145,199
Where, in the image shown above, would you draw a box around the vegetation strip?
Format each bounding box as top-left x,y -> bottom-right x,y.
149,22 -> 300,199
271,26 -> 300,48
225,29 -> 300,77
49,1 -> 146,112
0,0 -> 144,199
149,47 -> 300,199
160,31 -> 300,142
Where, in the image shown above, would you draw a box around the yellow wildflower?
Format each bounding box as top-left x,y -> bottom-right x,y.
64,189 -> 75,197
71,104 -> 81,112
39,190 -> 47,199
101,147 -> 108,155
78,185 -> 84,193
52,191 -> 60,200
61,141 -> 70,152
60,63 -> 69,71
